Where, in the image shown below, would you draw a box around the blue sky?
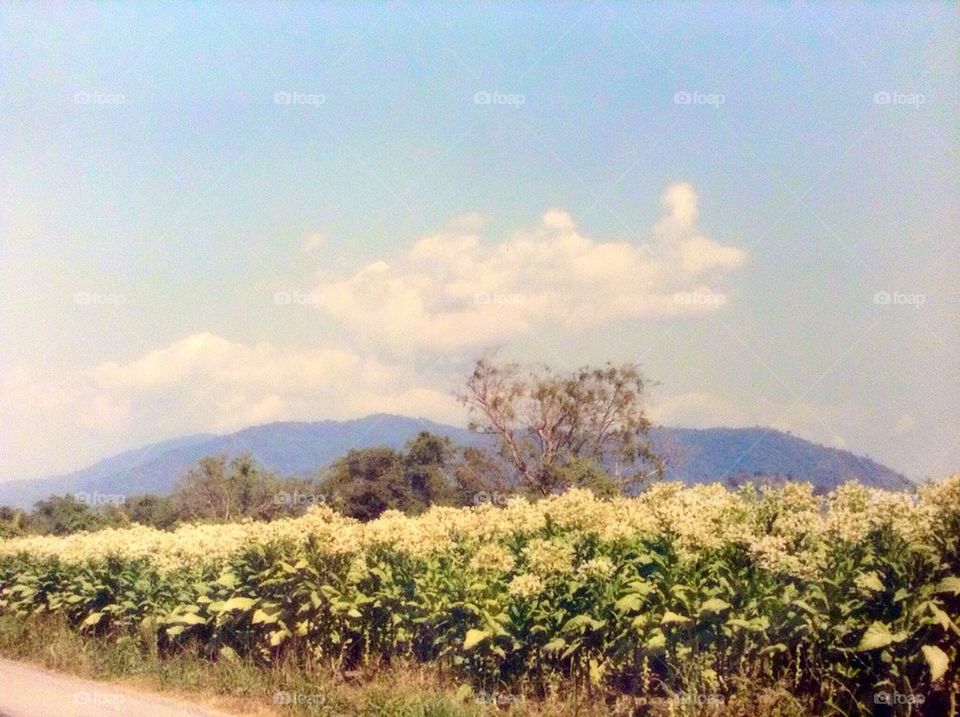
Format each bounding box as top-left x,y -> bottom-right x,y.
0,1 -> 957,481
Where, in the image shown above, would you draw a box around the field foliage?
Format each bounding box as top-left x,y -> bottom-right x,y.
1,477 -> 958,714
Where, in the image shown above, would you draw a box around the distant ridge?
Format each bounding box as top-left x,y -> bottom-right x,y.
0,414 -> 911,509
653,426 -> 910,491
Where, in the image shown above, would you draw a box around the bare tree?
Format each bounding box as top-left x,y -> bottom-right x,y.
458,356 -> 662,496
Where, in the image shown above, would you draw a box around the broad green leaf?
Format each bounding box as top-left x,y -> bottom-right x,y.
170,612 -> 206,626
615,594 -> 643,613
81,612 -> 103,627
251,609 -> 278,625
543,638 -> 566,654
928,604 -> 960,636
698,598 -> 732,615
269,629 -> 289,646
792,600 -> 818,614
562,615 -> 605,633
857,572 -> 884,592
645,631 -> 667,651
634,551 -> 658,566
728,617 -> 769,632
661,611 -> 691,625
215,571 -> 237,588
589,658 -> 604,685
561,640 -> 583,660
670,585 -> 695,599
217,596 -> 257,613
935,577 -> 960,596
626,580 -> 654,596
463,629 -> 490,650
858,622 -> 906,651
921,645 -> 949,681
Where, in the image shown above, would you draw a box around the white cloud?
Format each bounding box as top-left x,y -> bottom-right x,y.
657,182 -> 699,231
301,231 -> 325,252
91,333 -> 462,434
892,413 -> 916,435
649,391 -> 749,428
542,208 -> 576,231
93,332 -> 358,396
0,334 -> 465,478
447,212 -> 488,232
312,183 -> 746,355
0,187 -> 748,478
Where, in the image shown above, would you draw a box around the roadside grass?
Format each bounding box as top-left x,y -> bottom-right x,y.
0,614 -> 809,716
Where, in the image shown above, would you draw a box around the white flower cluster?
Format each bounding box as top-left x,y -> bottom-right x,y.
1,476 -> 956,582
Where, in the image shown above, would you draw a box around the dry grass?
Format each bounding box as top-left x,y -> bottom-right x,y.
0,614 -> 809,716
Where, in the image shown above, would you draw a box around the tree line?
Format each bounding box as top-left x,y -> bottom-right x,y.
0,358 -> 662,537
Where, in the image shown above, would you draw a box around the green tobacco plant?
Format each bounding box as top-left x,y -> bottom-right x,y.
1,476 -> 958,715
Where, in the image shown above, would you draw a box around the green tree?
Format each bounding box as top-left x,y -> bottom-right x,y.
0,506 -> 27,538
172,453 -> 315,523
452,445 -> 517,505
403,431 -> 458,505
458,356 -> 662,496
28,495 -> 105,535
322,432 -> 458,520
123,494 -> 179,530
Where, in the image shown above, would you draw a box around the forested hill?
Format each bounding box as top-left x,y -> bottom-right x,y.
0,416 -> 910,508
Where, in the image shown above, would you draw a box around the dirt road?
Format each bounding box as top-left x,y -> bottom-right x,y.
0,657 -> 239,717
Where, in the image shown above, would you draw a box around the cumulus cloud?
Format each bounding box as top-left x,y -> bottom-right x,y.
91,333 -> 463,433
0,186 -> 747,478
0,334 -> 465,477
649,391 -> 750,428
312,183 -> 746,354
300,231 -> 325,252
656,182 -> 700,231
892,413 -> 916,435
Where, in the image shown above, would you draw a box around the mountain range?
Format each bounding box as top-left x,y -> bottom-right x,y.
0,414 -> 912,509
